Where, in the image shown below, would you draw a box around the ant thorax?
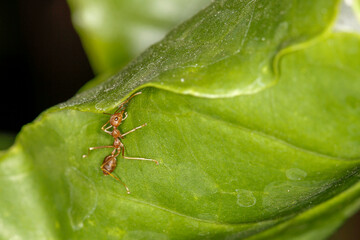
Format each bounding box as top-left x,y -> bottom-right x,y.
112,128 -> 121,138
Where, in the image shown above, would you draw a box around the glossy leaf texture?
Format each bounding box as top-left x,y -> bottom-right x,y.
63,0 -> 342,111
67,0 -> 211,73
1,0 -> 360,239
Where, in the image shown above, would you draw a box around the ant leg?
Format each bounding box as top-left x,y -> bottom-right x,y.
101,120 -> 110,131
101,119 -> 110,129
101,167 -> 130,194
100,120 -> 114,135
112,147 -> 121,158
82,145 -> 114,158
123,112 -> 128,120
120,144 -> 159,165
121,123 -> 147,138
123,156 -> 159,165
102,125 -> 113,135
110,146 -> 122,158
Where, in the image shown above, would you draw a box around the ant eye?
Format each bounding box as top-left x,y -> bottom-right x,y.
115,117 -> 118,121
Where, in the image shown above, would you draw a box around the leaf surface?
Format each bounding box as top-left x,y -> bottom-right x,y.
62,0 -> 341,111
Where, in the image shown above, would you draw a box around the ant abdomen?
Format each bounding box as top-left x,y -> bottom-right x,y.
102,155 -> 117,175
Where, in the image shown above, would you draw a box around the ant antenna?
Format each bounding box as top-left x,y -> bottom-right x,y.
114,92 -> 142,113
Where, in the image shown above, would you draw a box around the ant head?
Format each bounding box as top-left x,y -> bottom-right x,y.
110,113 -> 123,127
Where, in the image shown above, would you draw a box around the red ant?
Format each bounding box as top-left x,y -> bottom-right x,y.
83,92 -> 158,194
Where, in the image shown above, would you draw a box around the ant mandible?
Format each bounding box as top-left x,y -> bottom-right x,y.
83,92 -> 158,194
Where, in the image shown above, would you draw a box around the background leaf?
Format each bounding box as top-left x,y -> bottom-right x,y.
354,0 -> 360,21
67,0 -> 211,74
1,0 -> 360,239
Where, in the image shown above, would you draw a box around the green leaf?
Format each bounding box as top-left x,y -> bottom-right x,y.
67,0 -> 212,73
62,0 -> 342,112
1,0 -> 360,239
354,0 -> 360,21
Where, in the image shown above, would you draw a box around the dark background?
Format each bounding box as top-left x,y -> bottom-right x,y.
0,0 -> 358,239
0,0 -> 93,133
